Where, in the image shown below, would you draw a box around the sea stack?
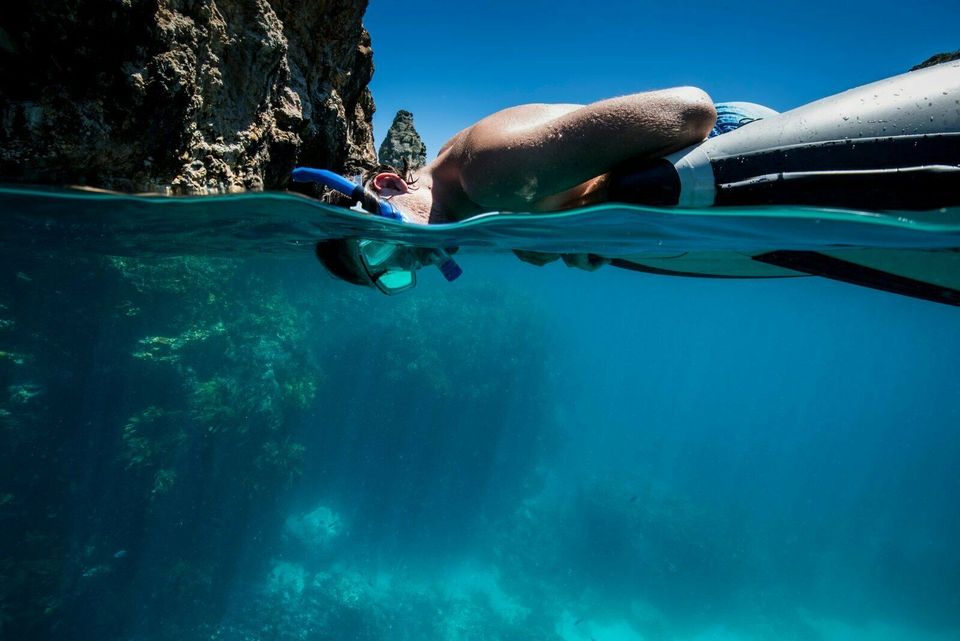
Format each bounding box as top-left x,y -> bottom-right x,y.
378,110 -> 427,171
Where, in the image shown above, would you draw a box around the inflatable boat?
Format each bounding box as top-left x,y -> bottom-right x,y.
602,61 -> 960,305
609,60 -> 960,211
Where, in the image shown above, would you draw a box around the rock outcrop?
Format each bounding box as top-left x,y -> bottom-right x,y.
0,1 -> 377,193
911,50 -> 960,70
378,109 -> 427,170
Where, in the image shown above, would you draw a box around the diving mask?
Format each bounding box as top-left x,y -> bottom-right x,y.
358,240 -> 462,295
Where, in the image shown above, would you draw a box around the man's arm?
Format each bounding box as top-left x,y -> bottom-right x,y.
456,87 -> 716,211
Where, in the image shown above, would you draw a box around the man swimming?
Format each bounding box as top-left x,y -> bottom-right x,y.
314,88 -> 776,285
364,86 -> 717,225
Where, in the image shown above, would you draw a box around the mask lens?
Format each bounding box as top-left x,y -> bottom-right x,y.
375,270 -> 416,294
356,239 -> 420,295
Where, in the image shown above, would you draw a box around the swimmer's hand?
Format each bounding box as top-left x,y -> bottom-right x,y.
513,250 -> 561,266
513,250 -> 609,271
561,253 -> 610,272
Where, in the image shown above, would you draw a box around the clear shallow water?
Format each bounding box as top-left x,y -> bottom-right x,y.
3,186 -> 960,256
1,188 -> 959,641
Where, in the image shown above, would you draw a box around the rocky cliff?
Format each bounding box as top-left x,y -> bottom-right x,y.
0,1 -> 377,193
378,109 -> 427,170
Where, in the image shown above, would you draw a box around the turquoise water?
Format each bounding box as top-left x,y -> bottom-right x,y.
1,188 -> 959,641
4,187 -> 960,255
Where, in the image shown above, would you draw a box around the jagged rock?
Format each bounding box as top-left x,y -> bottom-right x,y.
378,109 -> 427,170
911,50 -> 960,70
0,1 -> 377,193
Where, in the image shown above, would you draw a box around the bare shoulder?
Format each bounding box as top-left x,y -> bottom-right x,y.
437,89 -> 715,211
463,103 -> 582,147
458,88 -> 713,158
435,102 -> 581,177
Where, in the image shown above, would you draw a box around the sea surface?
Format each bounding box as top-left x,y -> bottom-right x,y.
1,187 -> 959,641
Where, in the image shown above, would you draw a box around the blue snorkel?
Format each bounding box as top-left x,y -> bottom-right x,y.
291,167 -> 403,221
292,166 -> 462,284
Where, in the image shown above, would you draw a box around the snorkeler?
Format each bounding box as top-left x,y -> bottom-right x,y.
310,86 -> 731,284
289,62 -> 960,304
359,87 -> 718,225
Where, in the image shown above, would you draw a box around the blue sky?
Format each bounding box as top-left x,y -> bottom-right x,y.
365,0 -> 957,156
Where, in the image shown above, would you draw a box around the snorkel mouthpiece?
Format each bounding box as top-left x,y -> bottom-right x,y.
375,197 -> 403,221
291,166 -> 403,221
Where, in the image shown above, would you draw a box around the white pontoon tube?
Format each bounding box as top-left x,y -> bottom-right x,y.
609,61 -> 960,211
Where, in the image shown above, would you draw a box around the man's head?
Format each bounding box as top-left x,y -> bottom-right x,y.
324,161 -> 432,223
366,167 -> 438,225
316,162 -> 434,288
370,169 -> 434,223
314,239 -> 372,288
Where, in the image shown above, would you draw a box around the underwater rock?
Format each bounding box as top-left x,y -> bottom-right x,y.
132,323 -> 227,363
252,559 -> 546,641
0,1 -> 377,193
911,50 -> 960,70
440,563 -> 530,626
378,109 -> 427,170
283,504 -> 344,550
266,561 -> 309,604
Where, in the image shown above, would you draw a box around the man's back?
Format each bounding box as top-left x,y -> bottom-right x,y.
424,87 -> 717,219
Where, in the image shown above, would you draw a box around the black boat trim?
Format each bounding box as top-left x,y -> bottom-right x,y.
753,250 -> 960,306
609,257 -> 802,279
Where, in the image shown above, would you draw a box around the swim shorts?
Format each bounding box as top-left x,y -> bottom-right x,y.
709,102 -> 780,138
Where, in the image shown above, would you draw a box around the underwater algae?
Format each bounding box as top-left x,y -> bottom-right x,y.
0,251 -> 562,640
0,254 -> 336,636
